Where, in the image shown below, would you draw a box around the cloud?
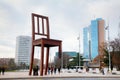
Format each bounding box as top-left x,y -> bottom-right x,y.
0,45 -> 15,58
0,0 -> 120,58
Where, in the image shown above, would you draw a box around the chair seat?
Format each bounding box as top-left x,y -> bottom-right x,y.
33,38 -> 62,47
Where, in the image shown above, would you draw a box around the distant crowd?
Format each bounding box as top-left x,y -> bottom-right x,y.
33,65 -> 61,76
48,66 -> 61,75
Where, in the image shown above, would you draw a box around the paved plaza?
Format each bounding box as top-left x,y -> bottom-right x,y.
0,69 -> 120,80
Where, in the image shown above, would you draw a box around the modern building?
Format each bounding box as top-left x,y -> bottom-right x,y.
54,51 -> 78,68
55,51 -> 77,58
83,18 -> 105,59
15,36 -> 32,66
83,27 -> 89,59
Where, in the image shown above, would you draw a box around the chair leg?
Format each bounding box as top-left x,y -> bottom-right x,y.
59,43 -> 62,68
40,43 -> 44,76
45,47 -> 50,75
29,45 -> 34,75
59,43 -> 62,58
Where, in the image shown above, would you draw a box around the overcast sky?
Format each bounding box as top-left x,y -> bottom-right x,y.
0,0 -> 120,58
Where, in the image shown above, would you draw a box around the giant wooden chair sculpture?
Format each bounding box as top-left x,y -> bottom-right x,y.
29,13 -> 62,76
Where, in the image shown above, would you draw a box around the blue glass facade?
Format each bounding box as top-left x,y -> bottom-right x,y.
90,18 -> 103,59
90,20 -> 98,59
83,27 -> 89,58
83,18 -> 104,59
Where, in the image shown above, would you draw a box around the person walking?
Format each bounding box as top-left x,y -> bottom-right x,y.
33,65 -> 39,76
101,67 -> 104,75
51,66 -> 53,75
1,66 -> 5,75
48,67 -> 51,75
54,67 -> 57,74
58,66 -> 61,74
0,67 -> 1,75
36,65 -> 39,75
33,66 -> 36,76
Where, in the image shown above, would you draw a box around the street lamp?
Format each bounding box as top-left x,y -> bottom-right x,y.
77,33 -> 81,68
105,25 -> 111,72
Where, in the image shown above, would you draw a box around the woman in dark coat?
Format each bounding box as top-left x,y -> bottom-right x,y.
58,66 -> 61,74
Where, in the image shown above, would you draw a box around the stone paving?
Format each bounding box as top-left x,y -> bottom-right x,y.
0,69 -> 120,80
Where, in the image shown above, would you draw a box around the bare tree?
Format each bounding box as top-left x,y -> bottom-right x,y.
110,37 -> 120,70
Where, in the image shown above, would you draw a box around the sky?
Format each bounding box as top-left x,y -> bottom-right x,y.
0,0 -> 120,58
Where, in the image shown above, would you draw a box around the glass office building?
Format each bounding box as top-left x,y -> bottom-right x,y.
83,18 -> 105,59
83,27 -> 89,58
90,19 -> 99,59
55,51 -> 77,57
15,36 -> 32,66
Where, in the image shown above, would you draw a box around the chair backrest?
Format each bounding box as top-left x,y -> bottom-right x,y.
32,13 -> 50,40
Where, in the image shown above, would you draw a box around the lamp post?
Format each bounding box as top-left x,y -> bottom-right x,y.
77,33 -> 81,68
105,25 -> 111,72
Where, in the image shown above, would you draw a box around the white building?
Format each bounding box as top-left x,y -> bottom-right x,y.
15,36 -> 32,66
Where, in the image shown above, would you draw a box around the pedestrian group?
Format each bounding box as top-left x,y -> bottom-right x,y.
48,66 -> 61,75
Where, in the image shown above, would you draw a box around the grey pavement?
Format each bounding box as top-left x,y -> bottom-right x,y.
0,69 -> 120,80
